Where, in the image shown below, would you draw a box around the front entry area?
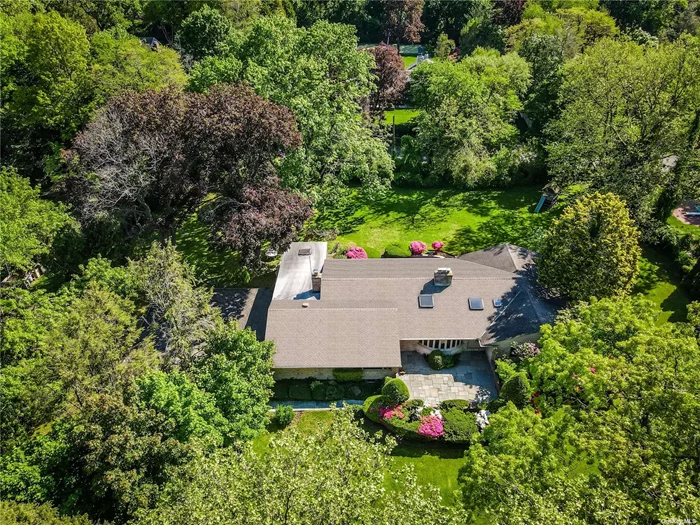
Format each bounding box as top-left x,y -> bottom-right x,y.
399,351 -> 498,407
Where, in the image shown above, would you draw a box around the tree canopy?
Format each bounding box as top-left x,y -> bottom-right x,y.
538,192 -> 641,301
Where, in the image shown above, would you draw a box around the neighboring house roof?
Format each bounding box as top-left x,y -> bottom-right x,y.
266,242 -> 558,369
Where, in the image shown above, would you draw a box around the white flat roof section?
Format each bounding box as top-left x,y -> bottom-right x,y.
272,242 -> 328,300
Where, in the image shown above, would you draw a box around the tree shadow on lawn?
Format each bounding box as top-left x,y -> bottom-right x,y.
633,246 -> 691,323
447,208 -> 555,254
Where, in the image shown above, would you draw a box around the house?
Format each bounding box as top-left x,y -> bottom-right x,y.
265,242 -> 559,380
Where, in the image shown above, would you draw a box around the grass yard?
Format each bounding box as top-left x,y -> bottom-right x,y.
384,108 -> 420,125
175,212 -> 277,288
667,214 -> 700,238
402,55 -> 417,68
253,411 -> 468,507
314,186 -> 554,258
633,247 -> 692,323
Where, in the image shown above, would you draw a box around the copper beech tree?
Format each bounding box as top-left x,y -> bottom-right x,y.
64,84 -> 310,266
367,43 -> 408,112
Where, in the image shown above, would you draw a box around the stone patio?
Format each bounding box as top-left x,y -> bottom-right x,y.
398,351 -> 498,407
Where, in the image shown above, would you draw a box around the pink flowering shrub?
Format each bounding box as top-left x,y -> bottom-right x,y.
432,241 -> 445,251
409,241 -> 427,255
379,405 -> 406,420
346,247 -> 368,259
418,415 -> 444,438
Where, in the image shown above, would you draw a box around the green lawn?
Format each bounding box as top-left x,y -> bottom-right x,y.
314,186 -> 555,258
175,212 -> 277,288
402,55 -> 417,68
667,214 -> 700,238
253,411 -> 468,507
384,108 -> 420,125
633,246 -> 692,323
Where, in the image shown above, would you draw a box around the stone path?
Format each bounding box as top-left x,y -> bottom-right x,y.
399,351 -> 497,407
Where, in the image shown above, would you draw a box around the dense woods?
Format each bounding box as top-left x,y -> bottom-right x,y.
1,0 -> 699,523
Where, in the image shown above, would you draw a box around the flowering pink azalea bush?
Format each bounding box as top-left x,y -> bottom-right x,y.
409,241 -> 427,255
432,241 -> 445,251
379,405 -> 406,420
418,415 -> 444,437
346,247 -> 368,259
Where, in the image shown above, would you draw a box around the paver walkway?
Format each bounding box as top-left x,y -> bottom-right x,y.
399,351 -> 497,407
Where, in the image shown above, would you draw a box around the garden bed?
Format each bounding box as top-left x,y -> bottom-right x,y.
273,379 -> 382,401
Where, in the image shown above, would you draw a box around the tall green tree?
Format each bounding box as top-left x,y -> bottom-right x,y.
188,17 -> 394,194
136,407 -> 460,525
193,321 -> 275,441
178,5 -> 234,61
409,48 -> 530,186
132,242 -> 218,370
538,192 -> 641,301
546,35 -> 700,223
0,167 -> 73,275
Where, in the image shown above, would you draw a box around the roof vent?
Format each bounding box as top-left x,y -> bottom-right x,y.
418,294 -> 434,308
468,297 -> 484,310
302,302 -> 309,308
433,267 -> 453,287
298,248 -> 311,256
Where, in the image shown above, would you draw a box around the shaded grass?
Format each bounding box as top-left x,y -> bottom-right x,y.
384,108 -> 420,125
633,247 -> 691,323
402,55 -> 417,68
666,214 -> 700,239
175,212 -> 277,288
314,186 -> 556,257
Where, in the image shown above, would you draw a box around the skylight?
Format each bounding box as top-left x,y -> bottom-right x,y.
298,248 -> 311,256
418,295 -> 434,308
468,297 -> 484,310
493,299 -> 502,308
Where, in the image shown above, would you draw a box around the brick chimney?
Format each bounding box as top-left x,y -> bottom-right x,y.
433,267 -> 453,287
311,268 -> 322,293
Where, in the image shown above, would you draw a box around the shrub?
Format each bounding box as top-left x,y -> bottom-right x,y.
510,342 -> 540,362
346,246 -> 368,259
418,415 -> 444,437
409,240 -> 427,255
288,381 -> 312,400
363,395 -> 386,423
404,399 -> 424,411
310,381 -> 327,401
332,368 -> 363,382
432,241 -> 445,251
273,405 -> 295,427
442,409 -> 478,444
500,373 -> 530,409
383,242 -> 409,258
420,406 -> 434,417
439,399 -> 472,412
346,385 -> 362,398
272,381 -> 289,400
325,382 -> 345,400
427,350 -> 459,370
382,378 -> 409,405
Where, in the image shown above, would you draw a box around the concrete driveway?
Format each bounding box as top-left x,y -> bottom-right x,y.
399,351 -> 498,407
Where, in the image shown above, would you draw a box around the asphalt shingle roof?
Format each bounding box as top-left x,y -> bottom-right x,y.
266,243 -> 558,369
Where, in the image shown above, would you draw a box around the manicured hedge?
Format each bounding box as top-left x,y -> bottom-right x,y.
439,399 -> 473,412
332,368 -> 363,382
382,378 -> 409,405
383,242 -> 408,258
442,408 -> 478,444
363,395 -> 386,423
288,381 -> 312,400
500,373 -> 530,409
273,379 -> 382,401
273,405 -> 295,427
